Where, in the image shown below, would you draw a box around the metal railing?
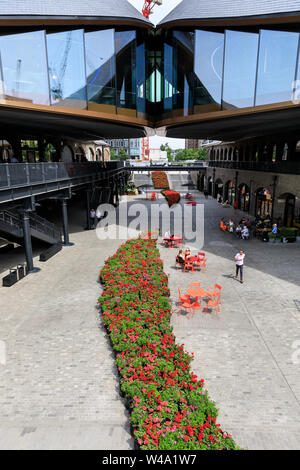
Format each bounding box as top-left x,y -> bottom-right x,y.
0,162 -> 125,190
208,160 -> 300,174
0,210 -> 61,243
28,212 -> 61,243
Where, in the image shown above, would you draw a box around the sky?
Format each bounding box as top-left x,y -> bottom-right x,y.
128,0 -> 185,150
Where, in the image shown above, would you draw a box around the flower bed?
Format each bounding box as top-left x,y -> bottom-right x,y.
161,190 -> 181,207
152,171 -> 170,189
99,238 -> 239,450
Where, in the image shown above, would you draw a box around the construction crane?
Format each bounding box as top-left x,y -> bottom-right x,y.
142,0 -> 163,19
50,31 -> 72,100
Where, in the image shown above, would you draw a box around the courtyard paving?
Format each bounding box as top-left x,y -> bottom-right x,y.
0,190 -> 299,449
155,191 -> 300,450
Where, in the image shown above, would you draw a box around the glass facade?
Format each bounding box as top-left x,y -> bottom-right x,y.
0,31 -> 49,105
223,30 -> 259,109
255,30 -> 299,106
115,31 -> 137,117
47,29 -> 87,109
0,25 -> 299,121
194,30 -> 224,112
85,29 -> 116,113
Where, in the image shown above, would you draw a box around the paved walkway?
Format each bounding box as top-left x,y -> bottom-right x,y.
157,191 -> 300,450
0,192 -> 299,449
0,212 -> 132,449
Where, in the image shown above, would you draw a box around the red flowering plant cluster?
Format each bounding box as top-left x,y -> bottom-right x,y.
161,190 -> 181,207
99,238 -> 239,450
152,171 -> 170,189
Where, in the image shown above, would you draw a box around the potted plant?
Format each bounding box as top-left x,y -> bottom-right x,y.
279,227 -> 297,243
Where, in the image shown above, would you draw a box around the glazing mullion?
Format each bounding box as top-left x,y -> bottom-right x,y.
82,29 -> 88,111
44,30 -> 52,107
220,29 -> 227,110
253,30 -> 262,106
293,32 -> 300,101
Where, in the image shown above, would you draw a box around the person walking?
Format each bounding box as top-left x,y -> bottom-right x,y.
96,208 -> 102,224
234,249 -> 245,283
89,208 -> 96,229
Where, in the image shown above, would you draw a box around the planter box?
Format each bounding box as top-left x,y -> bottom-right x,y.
39,243 -> 62,262
2,269 -> 18,287
17,264 -> 25,280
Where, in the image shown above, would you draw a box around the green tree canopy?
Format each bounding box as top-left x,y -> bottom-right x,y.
175,147 -> 207,161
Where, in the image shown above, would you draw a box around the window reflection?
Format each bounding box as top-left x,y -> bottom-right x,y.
115,31 -> 137,117
137,42 -> 146,118
47,29 -> 87,109
0,31 -> 49,105
255,30 -> 299,106
85,29 -> 116,114
173,31 -> 194,116
194,30 -> 224,112
223,30 -> 258,109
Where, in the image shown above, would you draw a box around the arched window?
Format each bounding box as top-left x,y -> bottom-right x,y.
238,184 -> 250,212
256,188 -> 272,218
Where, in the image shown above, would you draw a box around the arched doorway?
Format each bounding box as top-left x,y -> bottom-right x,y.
224,180 -> 235,205
88,147 -> 95,161
74,145 -> 86,162
96,149 -> 102,161
238,184 -> 250,212
61,145 -> 73,163
256,188 -> 272,218
215,178 -> 223,200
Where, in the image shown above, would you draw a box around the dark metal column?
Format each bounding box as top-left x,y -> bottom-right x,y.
22,211 -> 39,274
61,199 -> 72,245
86,189 -> 91,230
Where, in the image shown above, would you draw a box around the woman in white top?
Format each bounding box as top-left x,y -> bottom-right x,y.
234,250 -> 245,283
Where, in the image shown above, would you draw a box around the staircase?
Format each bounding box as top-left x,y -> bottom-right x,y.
168,172 -> 195,191
133,172 -> 154,189
0,211 -> 62,245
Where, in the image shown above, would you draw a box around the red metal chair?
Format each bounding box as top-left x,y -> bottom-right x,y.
175,258 -> 184,270
208,283 -> 222,304
198,252 -> 205,259
181,296 -> 196,320
204,292 -> 221,316
199,258 -> 207,272
184,259 -> 194,272
178,287 -> 190,305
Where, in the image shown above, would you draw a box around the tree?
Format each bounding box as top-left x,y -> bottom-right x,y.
118,147 -> 128,161
175,147 -> 207,161
160,143 -> 173,162
110,149 -> 118,160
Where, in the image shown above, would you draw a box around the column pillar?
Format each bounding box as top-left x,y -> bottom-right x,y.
21,210 -> 40,274
86,190 -> 91,230
60,199 -> 72,245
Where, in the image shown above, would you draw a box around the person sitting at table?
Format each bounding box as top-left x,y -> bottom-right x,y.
272,223 -> 278,234
241,225 -> 249,240
228,219 -> 234,233
184,248 -> 191,259
176,250 -> 185,264
220,218 -> 227,231
163,230 -> 170,239
235,224 -> 242,238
